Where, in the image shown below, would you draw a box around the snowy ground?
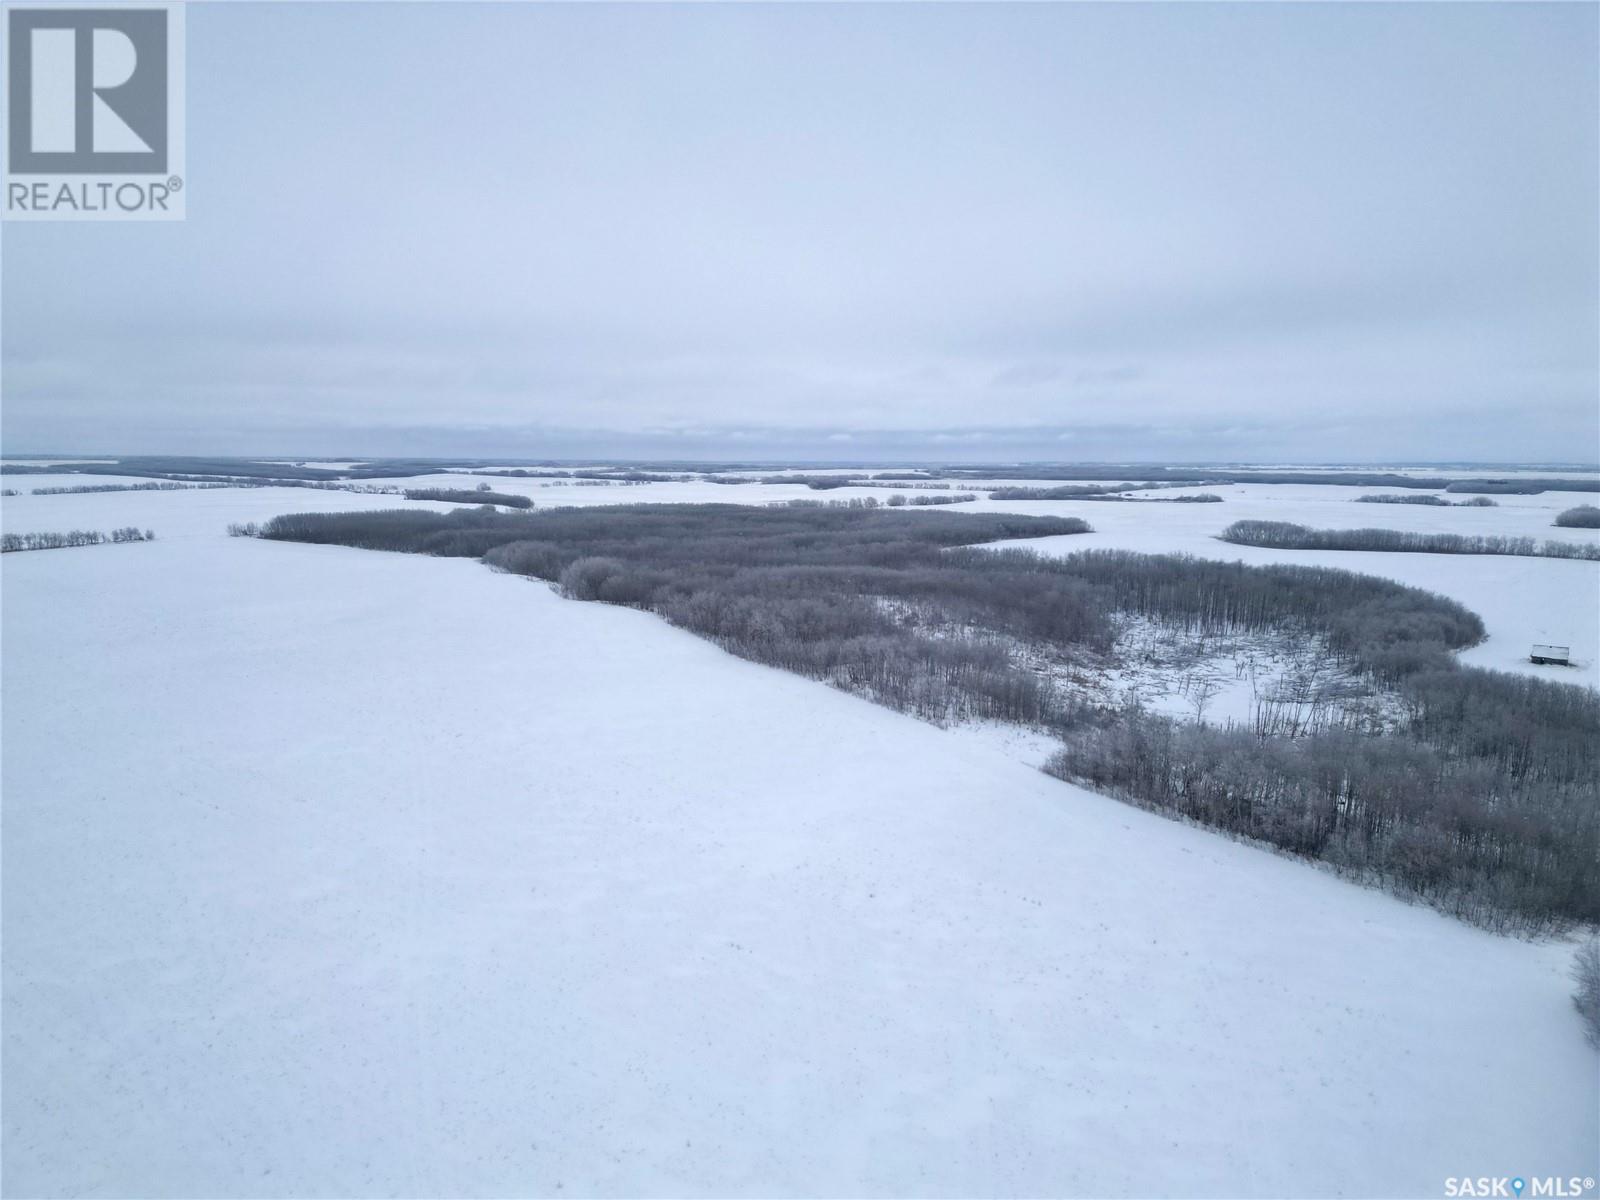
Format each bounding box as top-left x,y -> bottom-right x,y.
2,478 -> 1598,1198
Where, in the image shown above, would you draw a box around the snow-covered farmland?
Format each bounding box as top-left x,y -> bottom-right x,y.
2,480 -> 1596,1197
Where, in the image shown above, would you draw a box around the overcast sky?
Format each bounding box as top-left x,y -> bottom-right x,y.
3,2 -> 1596,463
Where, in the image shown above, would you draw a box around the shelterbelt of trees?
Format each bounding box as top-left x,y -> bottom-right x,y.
1,527 -> 153,552
257,503 -> 1598,934
1355,493 -> 1497,507
1220,520 -> 1600,560
402,487 -> 533,508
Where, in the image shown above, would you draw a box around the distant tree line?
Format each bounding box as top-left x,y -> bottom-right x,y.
2,527 -> 154,552
5,457 -> 1598,493
463,468 -> 679,482
571,470 -> 677,482
938,466 -> 1600,491
253,503 -> 1598,932
1554,505 -> 1600,529
1355,493 -> 1497,507
0,457 -> 436,481
1442,480 -> 1544,495
403,487 -> 533,508
9,471 -> 400,495
988,484 -> 1226,503
29,481 -> 224,495
886,492 -> 977,506
1220,520 -> 1600,561
989,482 -> 1159,500
149,477 -> 401,493
706,473 -> 864,490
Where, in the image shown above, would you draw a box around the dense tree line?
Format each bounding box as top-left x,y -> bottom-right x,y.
256,504 -> 1597,932
0,456 -> 441,481
886,492 -> 977,506
403,487 -> 534,508
29,481 -> 222,495
2,527 -> 154,552
250,480 -> 401,493
950,466 -> 1600,492
988,482 -> 1156,499
776,497 -> 885,510
986,485 -> 1220,503
1031,555 -> 1594,931
6,457 -> 1598,492
1048,691 -> 1596,933
575,470 -> 677,482
1443,480 -> 1542,495
1358,493 -> 1449,505
119,477 -> 402,494
8,470 -> 400,495
705,473 -> 865,490
1355,493 -> 1497,507
1554,505 -> 1600,528
958,467 -> 1428,486
261,504 -> 1098,727
1221,520 -> 1600,561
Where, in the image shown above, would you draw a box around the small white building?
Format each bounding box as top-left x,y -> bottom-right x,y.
1530,644 -> 1571,665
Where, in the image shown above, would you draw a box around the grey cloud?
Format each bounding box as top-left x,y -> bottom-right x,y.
3,1 -> 1595,462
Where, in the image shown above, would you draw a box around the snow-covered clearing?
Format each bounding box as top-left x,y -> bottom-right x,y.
1094,616 -> 1391,733
2,482 -> 1596,1197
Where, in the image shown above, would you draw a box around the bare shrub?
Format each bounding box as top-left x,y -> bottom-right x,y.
1573,937 -> 1600,1048
483,539 -> 565,579
1554,505 -> 1600,529
558,556 -> 632,601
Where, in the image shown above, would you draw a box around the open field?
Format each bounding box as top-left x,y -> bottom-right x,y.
3,474 -> 1597,1196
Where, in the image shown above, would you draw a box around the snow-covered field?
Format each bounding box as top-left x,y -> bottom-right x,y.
2,478 -> 1597,1197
